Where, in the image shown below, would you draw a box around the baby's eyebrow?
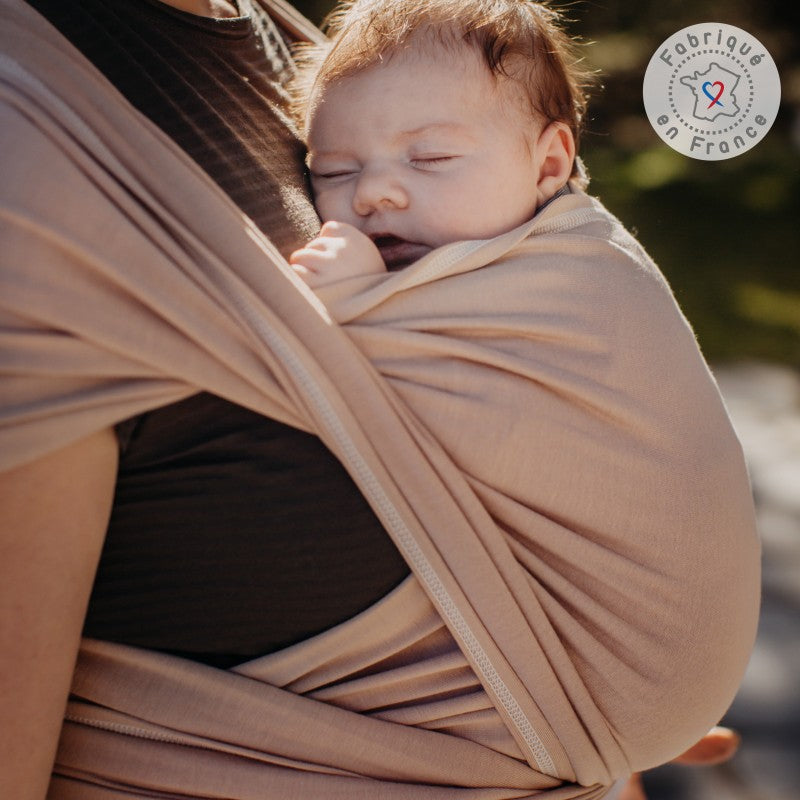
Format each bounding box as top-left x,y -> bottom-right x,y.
399,122 -> 476,141
306,150 -> 353,166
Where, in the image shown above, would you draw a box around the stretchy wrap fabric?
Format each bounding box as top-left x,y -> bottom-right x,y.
0,0 -> 760,796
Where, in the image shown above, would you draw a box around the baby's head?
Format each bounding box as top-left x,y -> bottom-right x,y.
294,0 -> 593,269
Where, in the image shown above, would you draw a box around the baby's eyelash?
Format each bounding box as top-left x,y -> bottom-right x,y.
411,156 -> 455,167
313,170 -> 355,179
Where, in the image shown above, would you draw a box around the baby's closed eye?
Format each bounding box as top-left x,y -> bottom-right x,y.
409,155 -> 459,170
311,168 -> 358,181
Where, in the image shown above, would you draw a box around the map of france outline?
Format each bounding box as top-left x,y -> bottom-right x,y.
680,62 -> 742,122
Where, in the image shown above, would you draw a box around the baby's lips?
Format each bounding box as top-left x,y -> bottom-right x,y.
369,233 -> 404,247
370,235 -> 431,270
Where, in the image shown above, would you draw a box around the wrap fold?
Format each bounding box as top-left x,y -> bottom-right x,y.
0,1 -> 760,797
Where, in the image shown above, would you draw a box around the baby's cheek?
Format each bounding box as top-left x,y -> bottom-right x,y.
433,202 -> 480,244
312,188 -> 346,225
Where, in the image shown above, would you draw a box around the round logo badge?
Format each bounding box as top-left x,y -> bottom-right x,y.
643,23 -> 781,160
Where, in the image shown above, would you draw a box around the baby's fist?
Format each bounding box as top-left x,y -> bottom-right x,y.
289,221 -> 386,289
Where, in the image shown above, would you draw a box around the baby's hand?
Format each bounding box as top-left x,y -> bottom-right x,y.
289,221 -> 386,289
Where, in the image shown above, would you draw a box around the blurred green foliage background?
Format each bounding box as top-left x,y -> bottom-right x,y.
290,0 -> 800,367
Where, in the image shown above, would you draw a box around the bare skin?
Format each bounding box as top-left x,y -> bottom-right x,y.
291,42 -> 574,285
0,429 -> 118,800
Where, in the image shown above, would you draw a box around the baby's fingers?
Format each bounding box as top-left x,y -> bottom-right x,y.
288,248 -> 328,288
319,220 -> 358,236
300,236 -> 334,253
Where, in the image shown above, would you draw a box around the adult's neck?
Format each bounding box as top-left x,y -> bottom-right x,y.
157,0 -> 240,18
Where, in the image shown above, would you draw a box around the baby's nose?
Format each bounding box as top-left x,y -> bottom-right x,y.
352,166 -> 408,216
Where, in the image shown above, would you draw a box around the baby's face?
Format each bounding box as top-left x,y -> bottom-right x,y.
305,43 -> 546,269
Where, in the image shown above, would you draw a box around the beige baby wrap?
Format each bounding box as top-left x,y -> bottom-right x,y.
0,0 -> 760,797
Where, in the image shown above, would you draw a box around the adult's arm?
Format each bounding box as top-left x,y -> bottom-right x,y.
0,428 -> 118,800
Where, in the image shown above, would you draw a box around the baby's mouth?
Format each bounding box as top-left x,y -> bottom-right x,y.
370,234 -> 431,271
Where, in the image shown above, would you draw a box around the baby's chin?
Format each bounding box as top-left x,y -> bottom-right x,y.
371,235 -> 432,271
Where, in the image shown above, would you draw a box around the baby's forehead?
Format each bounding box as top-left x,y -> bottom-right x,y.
307,39 -> 530,132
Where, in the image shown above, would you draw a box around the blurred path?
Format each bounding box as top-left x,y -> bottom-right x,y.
645,362 -> 800,800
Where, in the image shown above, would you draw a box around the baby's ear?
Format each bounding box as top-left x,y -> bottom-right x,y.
534,122 -> 576,204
